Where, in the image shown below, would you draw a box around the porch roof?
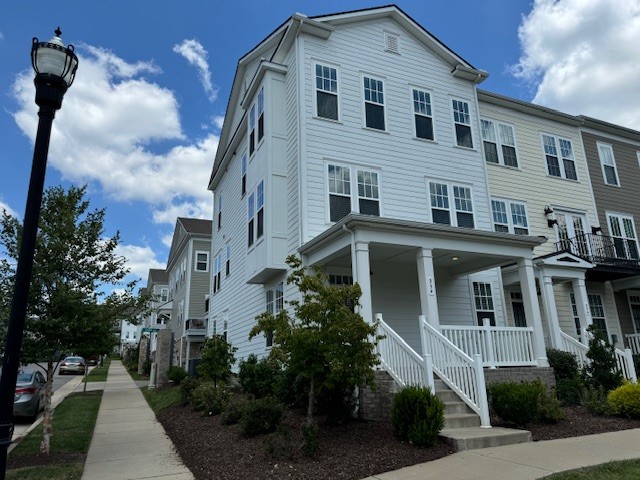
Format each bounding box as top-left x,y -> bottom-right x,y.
299,215 -> 547,275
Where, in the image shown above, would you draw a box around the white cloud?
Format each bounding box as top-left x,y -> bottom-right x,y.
173,39 -> 218,102
10,44 -> 218,226
0,200 -> 18,218
513,0 -> 640,129
115,243 -> 165,281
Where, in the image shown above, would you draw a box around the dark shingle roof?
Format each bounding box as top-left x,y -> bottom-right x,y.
149,269 -> 168,283
177,217 -> 212,235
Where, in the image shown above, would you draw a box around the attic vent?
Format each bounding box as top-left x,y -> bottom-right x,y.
384,32 -> 399,54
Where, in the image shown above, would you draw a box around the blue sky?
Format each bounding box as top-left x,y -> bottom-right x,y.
1,0 -> 640,289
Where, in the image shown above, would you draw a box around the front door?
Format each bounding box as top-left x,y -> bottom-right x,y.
555,211 -> 589,258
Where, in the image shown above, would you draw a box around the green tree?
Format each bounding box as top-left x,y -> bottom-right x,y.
250,255 -> 381,425
197,335 -> 237,387
583,324 -> 623,392
0,185 -> 149,454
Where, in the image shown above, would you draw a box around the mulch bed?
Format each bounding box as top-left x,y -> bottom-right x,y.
7,452 -> 85,470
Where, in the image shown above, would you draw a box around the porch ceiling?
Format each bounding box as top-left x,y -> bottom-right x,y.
299,215 -> 547,276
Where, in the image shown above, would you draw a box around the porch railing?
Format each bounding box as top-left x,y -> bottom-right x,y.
560,330 -> 589,366
440,324 -> 536,368
375,314 -> 433,390
185,318 -> 207,332
555,232 -> 640,268
420,316 -> 490,427
626,334 -> 640,355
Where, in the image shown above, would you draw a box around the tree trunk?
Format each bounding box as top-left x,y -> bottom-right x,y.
40,360 -> 55,454
307,375 -> 315,426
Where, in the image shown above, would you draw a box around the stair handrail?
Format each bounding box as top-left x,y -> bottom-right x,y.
419,316 -> 490,428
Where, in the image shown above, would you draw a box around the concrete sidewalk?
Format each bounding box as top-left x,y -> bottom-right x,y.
81,360 -> 194,480
364,427 -> 640,480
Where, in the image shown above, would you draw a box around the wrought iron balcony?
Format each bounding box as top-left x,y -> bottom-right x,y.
555,233 -> 640,268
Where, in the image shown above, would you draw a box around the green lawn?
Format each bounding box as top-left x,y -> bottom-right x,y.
542,460 -> 640,479
84,358 -> 110,382
8,390 -> 103,479
141,385 -> 181,413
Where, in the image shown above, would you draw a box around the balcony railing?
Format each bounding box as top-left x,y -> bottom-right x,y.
555,233 -> 640,268
185,318 -> 207,333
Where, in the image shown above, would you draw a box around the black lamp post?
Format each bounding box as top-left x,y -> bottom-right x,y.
0,28 -> 77,477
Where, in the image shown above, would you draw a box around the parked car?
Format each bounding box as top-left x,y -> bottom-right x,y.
14,369 -> 46,420
59,356 -> 86,375
87,354 -> 99,366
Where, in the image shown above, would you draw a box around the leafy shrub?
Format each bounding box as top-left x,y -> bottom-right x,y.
220,397 -> 248,425
547,348 -> 584,405
608,383 -> 640,419
238,354 -> 285,399
488,380 -> 561,426
192,384 -> 230,416
265,424 -> 319,460
240,396 -> 284,436
582,325 -> 623,392
392,385 -> 445,447
167,366 -> 188,385
583,385 -> 611,416
197,335 -> 237,387
180,376 -> 201,406
316,383 -> 357,425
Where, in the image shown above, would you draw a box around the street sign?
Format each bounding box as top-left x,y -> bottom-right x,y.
141,327 -> 160,333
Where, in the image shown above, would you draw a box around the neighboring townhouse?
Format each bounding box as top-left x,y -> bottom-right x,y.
119,319 -> 140,353
579,116 -> 640,355
166,217 -> 212,373
478,91 -> 603,352
208,5 -> 559,430
141,268 -> 170,357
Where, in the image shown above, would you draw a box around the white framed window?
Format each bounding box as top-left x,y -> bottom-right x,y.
637,151 -> 640,170
452,99 -> 473,148
607,212 -> 639,260
481,119 -> 518,167
491,199 -> 529,235
160,288 -> 168,302
597,142 -> 619,186
215,194 -> 222,229
473,282 -> 495,326
248,104 -> 256,156
265,281 -> 284,347
212,252 -> 222,293
241,152 -> 247,195
363,75 -> 385,131
315,63 -> 339,121
627,292 -> 640,334
412,88 -> 434,141
588,294 -> 608,338
327,163 -> 380,222
569,292 -> 582,337
542,134 -> 577,180
428,181 -> 474,228
257,87 -> 264,142
248,87 -> 264,156
247,180 -> 265,247
225,244 -> 231,277
195,251 -> 209,272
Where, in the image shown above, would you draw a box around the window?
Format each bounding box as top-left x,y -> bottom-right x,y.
491,199 -> 529,235
265,282 -> 284,347
628,293 -> 640,333
481,119 -> 517,167
247,181 -> 265,246
542,134 -> 577,180
328,164 -> 379,222
452,99 -> 473,148
588,294 -> 608,338
249,104 -> 256,156
225,244 -> 231,277
608,213 -> 639,260
195,251 -> 209,272
473,282 -> 495,326
569,292 -> 582,337
215,194 -> 222,229
248,86 -> 265,157
597,143 -> 619,186
257,87 -> 264,142
160,288 -> 168,302
241,153 -> 247,195
412,89 -> 434,140
429,181 -> 474,228
212,253 -> 222,293
315,64 -> 338,121
363,76 -> 385,130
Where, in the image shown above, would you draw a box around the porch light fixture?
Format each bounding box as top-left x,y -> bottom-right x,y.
547,219 -> 558,228
592,226 -> 602,234
0,27 -> 78,476
544,206 -> 554,215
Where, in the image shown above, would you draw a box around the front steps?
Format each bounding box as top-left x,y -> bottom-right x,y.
434,379 -> 531,451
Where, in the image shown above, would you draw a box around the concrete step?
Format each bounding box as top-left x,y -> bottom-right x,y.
443,412 -> 481,429
443,401 -> 472,414
439,426 -> 531,451
435,389 -> 461,402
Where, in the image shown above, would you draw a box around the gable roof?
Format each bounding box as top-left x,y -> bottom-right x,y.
148,268 -> 168,284
166,217 -> 212,270
209,4 -> 488,191
177,217 -> 212,235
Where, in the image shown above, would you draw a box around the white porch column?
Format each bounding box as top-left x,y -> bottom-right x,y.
518,258 -> 549,367
185,339 -> 191,372
572,278 -> 593,329
541,275 -> 563,349
417,248 -> 440,329
355,241 -> 374,325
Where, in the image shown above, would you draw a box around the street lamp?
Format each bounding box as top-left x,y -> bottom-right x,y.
0,28 -> 77,477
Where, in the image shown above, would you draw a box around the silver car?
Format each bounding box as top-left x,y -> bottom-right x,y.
14,369 -> 46,420
59,356 -> 86,375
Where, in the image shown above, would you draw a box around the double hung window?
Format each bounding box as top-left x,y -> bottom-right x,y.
452,99 -> 473,148
473,282 -> 496,326
608,213 -> 639,260
429,181 -> 474,228
542,134 -> 577,180
412,89 -> 434,140
588,294 -> 608,338
247,181 -> 265,247
491,199 -> 529,235
363,76 -> 385,130
212,253 -> 222,293
225,244 -> 231,277
248,87 -> 264,156
597,143 -> 619,186
195,251 -> 209,272
216,195 -> 222,229
241,153 -> 247,195
481,119 -> 518,166
315,64 -> 338,121
327,164 -> 379,222
265,282 -> 284,347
